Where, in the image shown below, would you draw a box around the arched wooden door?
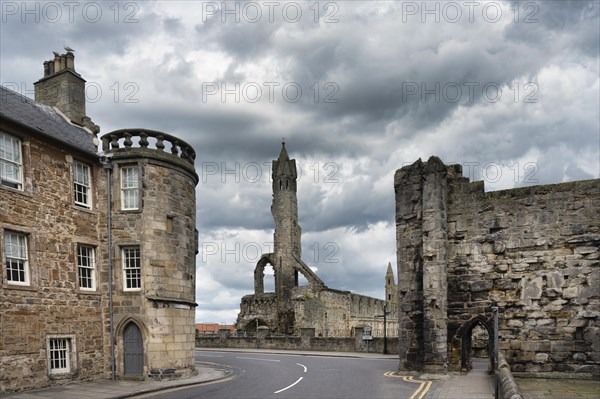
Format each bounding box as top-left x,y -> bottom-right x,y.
123,322 -> 144,376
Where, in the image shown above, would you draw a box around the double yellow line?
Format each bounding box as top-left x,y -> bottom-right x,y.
384,371 -> 432,399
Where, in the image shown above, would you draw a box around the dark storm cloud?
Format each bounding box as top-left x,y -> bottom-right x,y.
194,17 -> 277,60
1,0 -> 598,324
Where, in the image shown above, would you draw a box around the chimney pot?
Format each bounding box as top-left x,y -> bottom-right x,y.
35,50 -> 89,126
53,54 -> 61,73
66,52 -> 75,70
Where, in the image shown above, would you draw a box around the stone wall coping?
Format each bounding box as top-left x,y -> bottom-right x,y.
498,353 -> 524,399
147,296 -> 198,307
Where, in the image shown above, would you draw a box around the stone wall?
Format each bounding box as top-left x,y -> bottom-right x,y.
1,125 -> 199,392
0,133 -> 106,392
395,157 -> 599,375
196,327 -> 399,354
237,293 -> 279,330
292,288 -> 398,337
107,147 -> 198,379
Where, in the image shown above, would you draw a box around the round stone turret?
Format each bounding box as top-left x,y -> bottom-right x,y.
101,128 -> 198,379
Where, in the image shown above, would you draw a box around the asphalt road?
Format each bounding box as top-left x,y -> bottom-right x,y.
142,351 -> 421,399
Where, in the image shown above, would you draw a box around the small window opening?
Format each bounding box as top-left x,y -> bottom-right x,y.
166,216 -> 174,234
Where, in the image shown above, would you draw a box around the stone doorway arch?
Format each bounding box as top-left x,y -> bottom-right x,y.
123,322 -> 144,376
456,315 -> 493,372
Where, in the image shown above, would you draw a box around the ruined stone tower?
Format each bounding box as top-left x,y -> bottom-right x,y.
237,144 -> 398,338
272,142 -> 302,333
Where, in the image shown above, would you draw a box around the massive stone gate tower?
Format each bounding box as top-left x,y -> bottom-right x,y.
395,157 -> 599,375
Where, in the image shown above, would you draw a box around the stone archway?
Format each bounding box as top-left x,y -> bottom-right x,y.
455,315 -> 493,372
254,254 -> 276,294
242,318 -> 268,332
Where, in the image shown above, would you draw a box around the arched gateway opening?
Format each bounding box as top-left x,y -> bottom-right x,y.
457,315 -> 493,372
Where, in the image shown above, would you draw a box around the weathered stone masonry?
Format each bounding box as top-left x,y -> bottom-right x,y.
0,131 -> 105,392
1,51 -> 199,393
395,157 -> 599,375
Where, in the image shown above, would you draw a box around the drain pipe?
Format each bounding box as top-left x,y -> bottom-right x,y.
101,156 -> 115,380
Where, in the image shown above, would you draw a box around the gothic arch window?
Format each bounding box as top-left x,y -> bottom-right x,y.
254,255 -> 276,294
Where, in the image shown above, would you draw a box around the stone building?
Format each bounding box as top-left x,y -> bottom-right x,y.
0,51 -> 198,393
394,156 -> 599,376
236,144 -> 398,338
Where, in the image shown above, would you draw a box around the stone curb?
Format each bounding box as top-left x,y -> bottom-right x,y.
498,353 -> 524,399
109,362 -> 237,399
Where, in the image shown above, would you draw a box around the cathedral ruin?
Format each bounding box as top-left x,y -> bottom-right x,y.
236,144 -> 398,338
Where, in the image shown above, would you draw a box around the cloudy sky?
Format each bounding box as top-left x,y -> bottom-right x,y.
1,0 -> 598,324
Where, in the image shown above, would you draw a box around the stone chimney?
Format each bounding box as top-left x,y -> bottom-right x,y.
34,51 -> 99,133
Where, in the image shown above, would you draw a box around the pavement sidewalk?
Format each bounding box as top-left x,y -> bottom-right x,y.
1,361 -> 234,399
428,359 -> 495,399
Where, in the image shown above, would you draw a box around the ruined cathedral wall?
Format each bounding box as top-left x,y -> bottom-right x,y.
446,177 -> 599,374
237,293 -> 279,331
293,288 -> 351,336
293,288 -> 392,337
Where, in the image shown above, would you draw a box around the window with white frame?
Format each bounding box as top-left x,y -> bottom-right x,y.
121,166 -> 139,210
0,132 -> 23,190
77,245 -> 95,290
49,338 -> 70,373
48,337 -> 74,374
122,247 -> 141,291
73,161 -> 91,208
4,230 -> 29,285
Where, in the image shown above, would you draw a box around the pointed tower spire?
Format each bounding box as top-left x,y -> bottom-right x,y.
386,262 -> 394,278
273,140 -> 297,191
385,261 -> 397,315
